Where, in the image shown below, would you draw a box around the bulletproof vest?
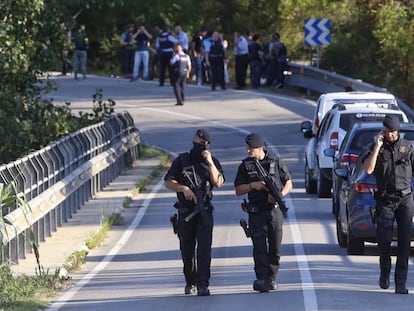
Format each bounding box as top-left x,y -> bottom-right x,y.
374,138 -> 413,193
209,40 -> 224,58
243,155 -> 281,204
124,32 -> 132,43
158,32 -> 174,50
176,54 -> 189,73
74,32 -> 87,50
178,152 -> 212,201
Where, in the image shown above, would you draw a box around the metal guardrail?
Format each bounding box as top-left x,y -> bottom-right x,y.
0,112 -> 140,264
285,62 -> 414,122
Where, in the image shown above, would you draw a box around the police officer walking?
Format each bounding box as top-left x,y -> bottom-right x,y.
155,26 -> 178,86
205,32 -> 226,91
363,114 -> 414,294
170,43 -> 191,106
234,133 -> 293,292
165,129 -> 225,296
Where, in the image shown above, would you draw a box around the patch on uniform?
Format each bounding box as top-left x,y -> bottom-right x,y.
399,146 -> 407,153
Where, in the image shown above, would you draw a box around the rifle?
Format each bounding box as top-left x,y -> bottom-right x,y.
253,158 -> 288,217
184,186 -> 212,226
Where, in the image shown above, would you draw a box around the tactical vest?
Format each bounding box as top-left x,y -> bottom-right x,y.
177,152 -> 212,202
243,155 -> 281,205
209,40 -> 224,58
176,54 -> 189,73
158,32 -> 174,50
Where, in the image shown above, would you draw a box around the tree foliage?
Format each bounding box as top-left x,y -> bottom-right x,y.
2,0 -> 414,164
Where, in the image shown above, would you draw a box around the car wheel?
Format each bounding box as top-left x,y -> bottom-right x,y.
305,161 -> 317,194
336,218 -> 347,248
317,168 -> 332,198
347,227 -> 364,255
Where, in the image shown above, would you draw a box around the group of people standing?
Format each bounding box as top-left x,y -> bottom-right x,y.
119,25 -> 288,97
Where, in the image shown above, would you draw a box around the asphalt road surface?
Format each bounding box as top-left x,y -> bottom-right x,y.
45,75 -> 414,311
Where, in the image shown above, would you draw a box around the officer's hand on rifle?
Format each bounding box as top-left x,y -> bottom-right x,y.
183,187 -> 197,203
250,181 -> 266,191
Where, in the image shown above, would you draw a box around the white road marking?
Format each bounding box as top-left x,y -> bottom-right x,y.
46,179 -> 165,311
47,92 -> 318,310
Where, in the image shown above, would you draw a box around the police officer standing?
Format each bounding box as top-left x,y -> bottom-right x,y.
170,43 -> 191,106
155,26 -> 178,86
165,129 -> 225,296
363,114 -> 414,294
234,133 -> 292,292
205,32 -> 226,91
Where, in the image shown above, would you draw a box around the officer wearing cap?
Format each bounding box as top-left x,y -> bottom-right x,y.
363,114 -> 414,294
234,133 -> 292,292
164,129 -> 225,296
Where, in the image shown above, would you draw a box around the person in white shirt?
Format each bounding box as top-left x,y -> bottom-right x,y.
170,43 -> 192,106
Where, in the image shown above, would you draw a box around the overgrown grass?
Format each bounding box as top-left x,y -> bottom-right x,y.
130,145 -> 171,194
1,147 -> 167,309
0,263 -> 68,310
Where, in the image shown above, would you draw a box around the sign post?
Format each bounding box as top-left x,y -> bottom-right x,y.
304,18 -> 331,68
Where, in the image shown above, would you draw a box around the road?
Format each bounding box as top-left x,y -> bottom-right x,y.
46,75 -> 414,311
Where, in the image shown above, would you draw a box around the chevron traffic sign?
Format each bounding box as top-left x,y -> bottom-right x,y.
304,18 -> 331,46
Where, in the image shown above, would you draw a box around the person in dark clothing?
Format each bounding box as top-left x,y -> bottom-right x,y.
120,24 -> 135,76
362,114 -> 414,295
191,29 -> 206,86
205,32 -> 226,91
165,129 -> 225,296
155,26 -> 178,86
72,24 -> 89,80
234,32 -> 249,89
248,34 -> 264,89
234,133 -> 293,293
266,33 -> 287,88
170,43 -> 192,106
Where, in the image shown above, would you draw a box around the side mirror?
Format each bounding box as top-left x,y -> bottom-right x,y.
334,168 -> 349,180
324,148 -> 335,158
300,120 -> 313,139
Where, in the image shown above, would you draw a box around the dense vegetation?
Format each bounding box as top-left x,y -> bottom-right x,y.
1,0 -> 414,163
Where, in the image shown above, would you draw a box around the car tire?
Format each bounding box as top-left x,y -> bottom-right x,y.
336,218 -> 347,248
317,168 -> 332,198
347,227 -> 364,255
305,161 -> 317,194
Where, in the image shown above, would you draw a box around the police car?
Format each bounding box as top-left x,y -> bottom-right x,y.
311,91 -> 399,135
301,104 -> 408,198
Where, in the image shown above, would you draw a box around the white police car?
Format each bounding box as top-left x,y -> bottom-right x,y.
301,104 -> 408,198
311,91 -> 399,135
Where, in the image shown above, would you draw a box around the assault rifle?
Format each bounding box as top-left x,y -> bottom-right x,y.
253,158 -> 288,217
184,186 -> 211,226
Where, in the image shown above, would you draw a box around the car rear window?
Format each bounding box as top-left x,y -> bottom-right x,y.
349,128 -> 414,151
340,113 -> 403,132
349,130 -> 378,151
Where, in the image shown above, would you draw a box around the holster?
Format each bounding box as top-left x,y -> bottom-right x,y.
241,199 -> 260,213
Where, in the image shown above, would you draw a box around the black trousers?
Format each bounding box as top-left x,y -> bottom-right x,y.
235,54 -> 248,88
172,72 -> 187,104
159,51 -> 173,86
210,57 -> 225,90
249,206 -> 283,281
121,47 -> 135,75
178,212 -> 213,288
376,194 -> 413,286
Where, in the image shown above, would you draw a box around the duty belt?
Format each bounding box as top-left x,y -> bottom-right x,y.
375,188 -> 412,202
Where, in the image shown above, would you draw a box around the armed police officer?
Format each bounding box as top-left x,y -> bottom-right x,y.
234,133 -> 292,292
362,114 -> 414,294
156,26 -> 178,86
165,129 -> 224,296
170,43 -> 191,106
